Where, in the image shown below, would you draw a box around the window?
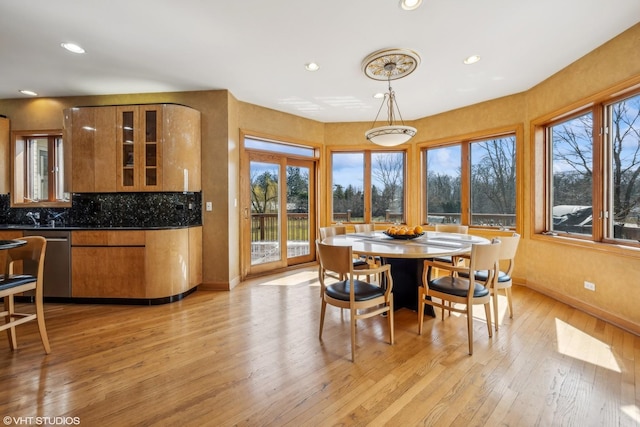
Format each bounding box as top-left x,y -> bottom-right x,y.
423,132 -> 517,228
11,130 -> 69,206
605,93 -> 640,241
331,150 -> 406,223
471,136 -> 516,227
548,112 -> 593,236
425,145 -> 461,224
540,88 -> 640,246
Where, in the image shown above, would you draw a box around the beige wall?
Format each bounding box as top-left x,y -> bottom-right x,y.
1,22 -> 639,332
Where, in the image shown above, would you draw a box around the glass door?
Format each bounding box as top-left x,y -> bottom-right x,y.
243,151 -> 316,276
285,159 -> 314,264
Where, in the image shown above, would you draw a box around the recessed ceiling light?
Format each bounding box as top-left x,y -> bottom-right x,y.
305,62 -> 320,72
61,42 -> 86,54
19,90 -> 38,96
373,92 -> 385,99
400,0 -> 422,10
463,55 -> 481,65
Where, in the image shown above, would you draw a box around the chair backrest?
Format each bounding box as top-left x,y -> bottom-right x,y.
319,225 -> 346,240
499,233 -> 520,260
353,223 -> 374,233
4,236 -> 47,294
435,224 -> 469,234
316,240 -> 353,278
468,240 -> 501,280
498,232 -> 520,274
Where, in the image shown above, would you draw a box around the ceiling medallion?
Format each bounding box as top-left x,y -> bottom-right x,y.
362,48 -> 420,146
362,48 -> 420,81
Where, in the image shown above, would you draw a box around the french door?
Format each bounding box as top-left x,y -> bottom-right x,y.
242,150 -> 316,276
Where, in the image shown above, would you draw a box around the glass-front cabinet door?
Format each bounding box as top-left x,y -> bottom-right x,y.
116,105 -> 163,191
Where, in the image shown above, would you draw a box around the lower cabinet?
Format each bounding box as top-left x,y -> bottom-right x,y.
71,227 -> 201,300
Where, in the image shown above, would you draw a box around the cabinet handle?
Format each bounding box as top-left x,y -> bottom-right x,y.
243,208 -> 249,219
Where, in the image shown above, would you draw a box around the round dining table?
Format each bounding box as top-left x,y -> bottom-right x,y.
322,231 -> 490,314
0,239 -> 27,250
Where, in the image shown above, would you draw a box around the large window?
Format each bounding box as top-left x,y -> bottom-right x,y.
12,130 -> 68,206
541,89 -> 640,245
331,150 -> 406,223
424,133 -> 517,228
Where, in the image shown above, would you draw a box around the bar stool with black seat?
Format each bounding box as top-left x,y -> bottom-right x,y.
317,240 -> 394,362
418,239 -> 500,355
0,236 -> 51,354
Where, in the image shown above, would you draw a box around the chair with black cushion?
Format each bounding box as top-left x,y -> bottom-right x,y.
458,233 -> 520,330
0,236 -> 50,353
418,239 -> 500,355
317,240 -> 394,362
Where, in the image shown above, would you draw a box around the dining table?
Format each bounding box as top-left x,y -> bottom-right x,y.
0,239 -> 27,250
321,230 -> 489,315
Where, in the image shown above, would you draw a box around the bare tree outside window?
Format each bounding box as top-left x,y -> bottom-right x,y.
426,145 -> 462,224
372,152 -> 404,223
607,94 -> 640,240
549,94 -> 640,241
550,112 -> 594,236
471,136 -> 516,227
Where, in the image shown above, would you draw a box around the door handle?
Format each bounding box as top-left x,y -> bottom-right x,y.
243,208 -> 249,219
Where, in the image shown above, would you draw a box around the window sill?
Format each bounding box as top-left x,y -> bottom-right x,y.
532,232 -> 640,259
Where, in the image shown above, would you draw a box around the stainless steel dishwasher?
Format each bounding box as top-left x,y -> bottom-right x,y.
23,229 -> 71,298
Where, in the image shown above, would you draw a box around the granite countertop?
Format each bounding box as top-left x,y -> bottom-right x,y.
0,224 -> 200,231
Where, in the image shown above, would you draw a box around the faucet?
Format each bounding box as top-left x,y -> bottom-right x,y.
26,211 -> 40,226
46,211 -> 66,227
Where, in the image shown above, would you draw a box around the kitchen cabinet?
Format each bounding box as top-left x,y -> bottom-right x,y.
0,117 -> 9,194
71,230 -> 146,298
65,103 -> 201,193
64,106 -> 117,193
116,105 -> 162,191
71,227 -> 202,300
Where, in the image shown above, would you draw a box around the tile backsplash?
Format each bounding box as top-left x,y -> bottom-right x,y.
0,192 -> 202,228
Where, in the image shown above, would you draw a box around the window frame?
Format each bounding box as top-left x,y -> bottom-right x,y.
534,80 -> 640,250
10,129 -> 70,207
420,126 -> 521,230
328,147 -> 408,224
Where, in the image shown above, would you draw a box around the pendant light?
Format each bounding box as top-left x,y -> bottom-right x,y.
362,48 -> 420,146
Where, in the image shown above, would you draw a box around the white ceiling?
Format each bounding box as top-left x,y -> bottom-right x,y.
0,0 -> 638,123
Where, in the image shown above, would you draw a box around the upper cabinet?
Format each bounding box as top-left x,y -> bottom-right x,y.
64,106 -> 117,193
65,103 -> 201,193
116,105 -> 162,191
0,117 -> 9,194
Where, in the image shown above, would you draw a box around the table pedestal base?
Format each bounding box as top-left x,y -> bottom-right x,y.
383,257 -> 435,317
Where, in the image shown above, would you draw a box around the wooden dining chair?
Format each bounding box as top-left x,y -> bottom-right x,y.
418,239 -> 501,355
317,240 -> 394,362
0,236 -> 51,353
353,223 -> 375,233
319,225 -> 371,276
458,233 -> 520,330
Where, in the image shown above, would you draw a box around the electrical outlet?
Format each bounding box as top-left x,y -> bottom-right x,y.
206,202 -> 213,211
584,281 -> 596,291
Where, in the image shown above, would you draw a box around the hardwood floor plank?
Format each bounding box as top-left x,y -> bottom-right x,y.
1,268 -> 639,426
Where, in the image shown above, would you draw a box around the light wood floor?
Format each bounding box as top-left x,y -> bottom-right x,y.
2,268 -> 639,426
